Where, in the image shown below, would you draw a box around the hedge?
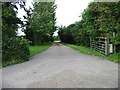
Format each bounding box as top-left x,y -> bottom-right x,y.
2,37 -> 30,67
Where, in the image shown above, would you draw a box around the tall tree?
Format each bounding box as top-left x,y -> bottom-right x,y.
28,2 -> 56,45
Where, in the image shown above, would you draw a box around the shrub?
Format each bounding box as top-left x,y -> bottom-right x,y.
2,37 -> 30,67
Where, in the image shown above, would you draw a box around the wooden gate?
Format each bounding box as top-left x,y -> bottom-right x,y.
90,33 -> 110,56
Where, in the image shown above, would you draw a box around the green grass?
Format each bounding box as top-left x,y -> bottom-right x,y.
67,44 -> 119,63
67,44 -> 103,57
108,53 -> 120,63
29,44 -> 51,57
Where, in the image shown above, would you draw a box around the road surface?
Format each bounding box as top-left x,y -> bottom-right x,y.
2,43 -> 118,88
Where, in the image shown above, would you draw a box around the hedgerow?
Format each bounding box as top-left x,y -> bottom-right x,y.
2,3 -> 30,67
2,37 -> 29,67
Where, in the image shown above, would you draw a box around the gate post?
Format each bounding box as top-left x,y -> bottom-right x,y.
90,37 -> 92,49
105,33 -> 110,56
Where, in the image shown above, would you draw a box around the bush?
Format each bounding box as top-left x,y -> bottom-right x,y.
2,37 -> 30,67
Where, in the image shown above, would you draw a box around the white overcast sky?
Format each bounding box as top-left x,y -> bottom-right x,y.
55,0 -> 93,27
17,0 -> 93,35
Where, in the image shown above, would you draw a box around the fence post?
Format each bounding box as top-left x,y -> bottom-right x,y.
90,37 -> 92,49
113,32 -> 116,53
105,33 -> 110,56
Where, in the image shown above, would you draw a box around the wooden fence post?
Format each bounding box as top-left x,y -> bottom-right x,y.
105,33 -> 110,56
113,32 -> 116,53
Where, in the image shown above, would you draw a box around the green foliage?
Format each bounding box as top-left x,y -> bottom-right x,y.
2,2 -> 30,67
59,2 -> 120,53
83,2 -> 120,42
2,3 -> 22,38
58,26 -> 75,44
53,35 -> 60,41
2,37 -> 29,67
58,22 -> 90,46
82,2 -> 120,52
27,2 -> 56,45
108,53 -> 120,63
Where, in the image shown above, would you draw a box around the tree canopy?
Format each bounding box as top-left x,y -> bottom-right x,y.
26,2 -> 56,45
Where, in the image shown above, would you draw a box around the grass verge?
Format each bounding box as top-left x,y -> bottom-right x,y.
29,44 -> 51,58
67,44 -> 119,63
108,53 -> 120,63
67,44 -> 104,57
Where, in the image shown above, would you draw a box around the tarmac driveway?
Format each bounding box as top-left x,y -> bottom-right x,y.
2,43 -> 118,88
